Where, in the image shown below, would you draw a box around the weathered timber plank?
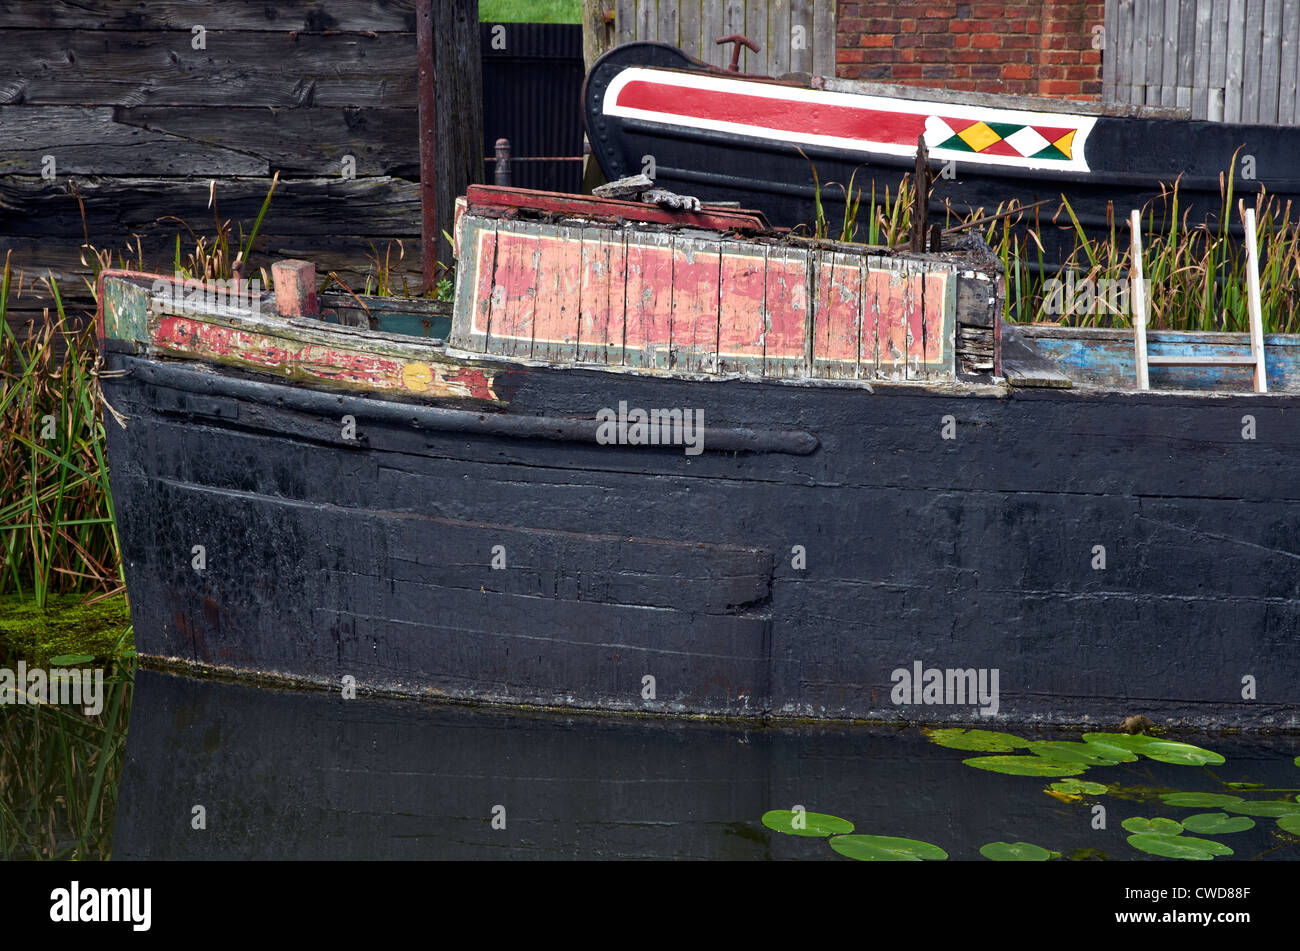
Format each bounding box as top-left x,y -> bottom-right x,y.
670,232 -> 721,373
811,0 -> 835,78
0,175 -> 420,238
622,230 -> 673,369
716,238 -> 766,375
108,106 -> 418,176
577,227 -> 625,365
486,219 -> 541,359
532,223 -> 584,363
451,218 -> 497,353
811,249 -> 860,380
762,244 -> 808,378
1259,0 -> 1283,123
0,2 -> 417,32
789,0 -> 812,75
0,30 -> 414,107
0,106 -> 267,175
701,0 -> 726,69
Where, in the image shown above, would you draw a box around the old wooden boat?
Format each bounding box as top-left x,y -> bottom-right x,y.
98,185 -> 1300,728
583,41 -> 1300,260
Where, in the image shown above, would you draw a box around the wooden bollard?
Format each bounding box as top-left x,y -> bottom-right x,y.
272,259 -> 319,317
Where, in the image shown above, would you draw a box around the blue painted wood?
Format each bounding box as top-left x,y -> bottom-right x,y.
1015,325 -> 1300,391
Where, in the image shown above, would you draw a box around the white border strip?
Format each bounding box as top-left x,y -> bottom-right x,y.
603,68 -> 1095,174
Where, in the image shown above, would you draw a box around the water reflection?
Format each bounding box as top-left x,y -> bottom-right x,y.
114,670 -> 1300,860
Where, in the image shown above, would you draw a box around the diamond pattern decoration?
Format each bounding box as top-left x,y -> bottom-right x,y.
937,119 -> 1078,161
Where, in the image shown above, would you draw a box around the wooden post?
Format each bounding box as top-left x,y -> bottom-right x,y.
272,260 -> 319,318
1130,209 -> 1150,390
418,0 -> 484,291
910,135 -> 931,253
1242,205 -> 1268,393
581,0 -> 616,195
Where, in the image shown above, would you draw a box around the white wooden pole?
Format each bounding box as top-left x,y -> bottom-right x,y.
1130,209 -> 1150,390
1242,206 -> 1268,393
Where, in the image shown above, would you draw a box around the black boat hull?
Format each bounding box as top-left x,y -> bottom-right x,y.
102,349 -> 1300,728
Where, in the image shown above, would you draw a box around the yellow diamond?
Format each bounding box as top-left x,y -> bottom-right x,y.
956,121 -> 1002,153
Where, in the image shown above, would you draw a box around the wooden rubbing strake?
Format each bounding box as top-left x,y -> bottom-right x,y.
452,212 -> 960,383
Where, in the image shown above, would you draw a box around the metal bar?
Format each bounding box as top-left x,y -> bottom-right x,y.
417,0 -> 437,294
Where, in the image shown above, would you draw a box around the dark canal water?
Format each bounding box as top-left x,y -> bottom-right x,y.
112,669 -> 1300,860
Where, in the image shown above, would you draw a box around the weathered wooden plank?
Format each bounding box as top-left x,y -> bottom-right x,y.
762,244 -> 808,378
1112,0 -> 1131,106
1225,0 -> 1246,122
636,0 -> 657,43
111,105 -> 418,176
860,256 -> 882,378
1281,0 -> 1300,124
921,267 -> 956,380
789,0 -> 813,75
0,1 -> 417,32
615,0 -> 637,43
701,0 -> 726,69
723,0 -> 747,70
747,0 -> 770,76
622,230 -> 673,368
486,220 -> 540,359
1259,0 -> 1283,123
657,0 -> 679,47
1241,0 -> 1264,122
1147,0 -> 1168,105
531,224 -> 584,364
1191,0 -> 1212,118
670,232 -> 721,373
679,0 -> 701,61
811,0 -> 836,79
811,249 -> 860,379
0,106 -> 267,176
1130,0 -> 1149,104
769,0 -> 791,76
577,228 -> 626,365
1103,0 -> 1119,103
1176,0 -> 1196,111
0,30 -> 414,107
1208,0 -> 1229,119
716,239 -> 766,375
1162,0 -> 1181,108
0,174 -> 421,239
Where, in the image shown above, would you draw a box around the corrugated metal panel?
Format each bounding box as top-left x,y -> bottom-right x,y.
480,23 -> 585,192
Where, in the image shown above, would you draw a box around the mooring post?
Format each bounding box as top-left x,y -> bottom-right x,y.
272,260 -> 319,318
494,138 -> 512,187
416,0 -> 437,293
910,134 -> 931,253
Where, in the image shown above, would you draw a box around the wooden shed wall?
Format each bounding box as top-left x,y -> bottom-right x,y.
0,1 -> 422,328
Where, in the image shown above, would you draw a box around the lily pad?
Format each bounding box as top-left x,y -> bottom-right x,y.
1277,815 -> 1300,835
1179,813 -> 1255,835
1050,779 -> 1109,795
1083,732 -> 1160,750
1127,833 -> 1233,860
829,834 -> 948,861
49,653 -> 95,666
1223,800 -> 1300,818
1137,741 -> 1226,766
761,809 -> 854,837
980,841 -> 1053,861
1027,741 -> 1129,765
962,755 -> 1087,777
924,728 -> 1028,752
1122,816 -> 1184,835
1159,792 -> 1245,808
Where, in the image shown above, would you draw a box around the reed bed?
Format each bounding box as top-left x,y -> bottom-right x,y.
810,161 -> 1300,333
0,254 -> 122,607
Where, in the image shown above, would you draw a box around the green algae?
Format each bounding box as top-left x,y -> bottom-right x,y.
0,593 -> 132,665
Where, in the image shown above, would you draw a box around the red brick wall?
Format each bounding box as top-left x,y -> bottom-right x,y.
836,1 -> 1105,100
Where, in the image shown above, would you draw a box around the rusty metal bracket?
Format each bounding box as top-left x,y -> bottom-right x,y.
715,34 -> 759,72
